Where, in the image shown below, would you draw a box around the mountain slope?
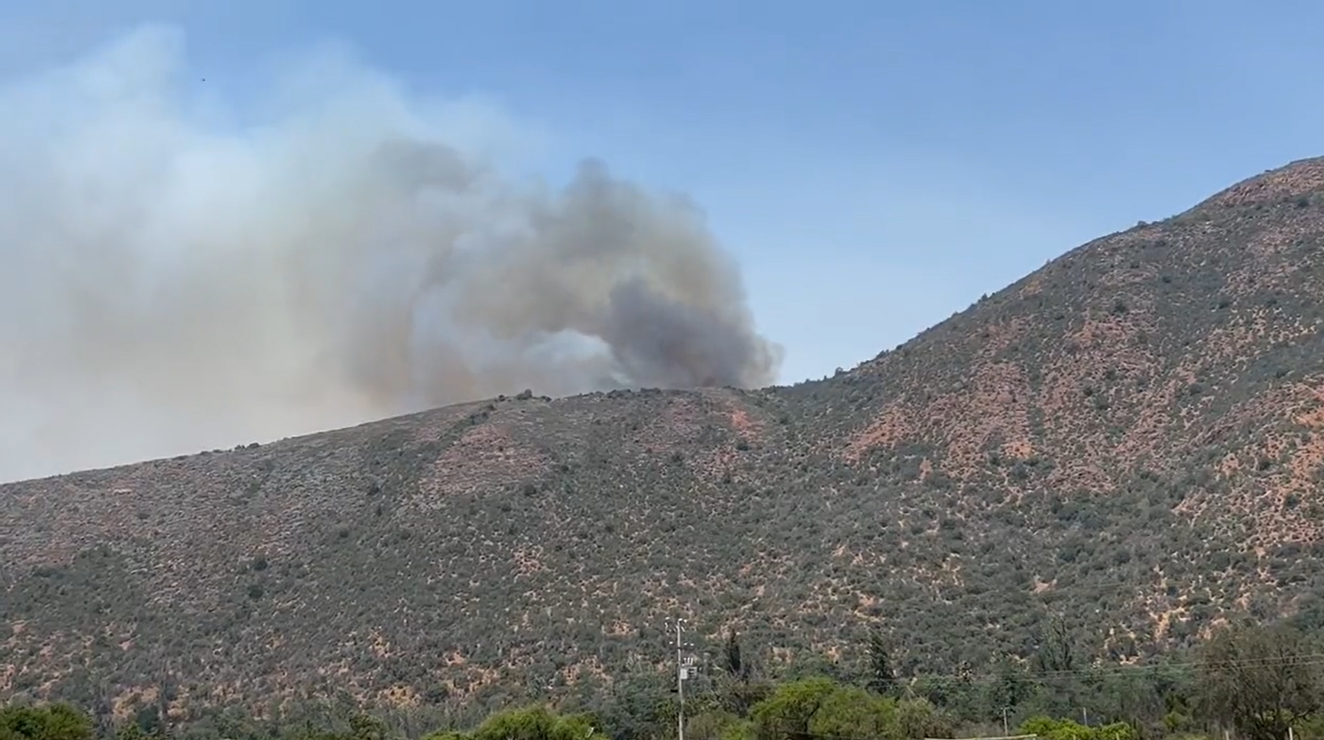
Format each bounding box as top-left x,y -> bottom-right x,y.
4,157 -> 1324,722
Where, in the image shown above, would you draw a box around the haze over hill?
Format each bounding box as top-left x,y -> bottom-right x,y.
0,26 -> 781,483
5,157 -> 1324,724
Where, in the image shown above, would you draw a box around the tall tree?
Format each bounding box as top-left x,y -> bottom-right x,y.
723,631 -> 746,681
984,654 -> 1032,718
1033,616 -> 1077,674
1197,623 -> 1321,740
1031,616 -> 1082,718
866,630 -> 895,696
716,631 -> 771,716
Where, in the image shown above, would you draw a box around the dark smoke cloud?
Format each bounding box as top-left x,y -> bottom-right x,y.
0,25 -> 782,482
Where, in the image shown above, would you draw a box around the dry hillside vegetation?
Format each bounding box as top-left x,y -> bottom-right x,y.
4,158 -> 1324,720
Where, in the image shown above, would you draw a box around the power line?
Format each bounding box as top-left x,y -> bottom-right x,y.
700,651 -> 1324,693
864,652 -> 1324,696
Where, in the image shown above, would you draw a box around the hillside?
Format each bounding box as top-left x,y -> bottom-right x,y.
4,157 -> 1324,726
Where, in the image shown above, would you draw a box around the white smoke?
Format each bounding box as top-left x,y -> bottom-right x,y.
0,25 -> 782,483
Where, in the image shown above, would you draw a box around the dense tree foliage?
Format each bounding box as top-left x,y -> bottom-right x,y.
0,704 -> 94,740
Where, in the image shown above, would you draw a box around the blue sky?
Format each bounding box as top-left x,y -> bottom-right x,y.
4,0 -> 1323,385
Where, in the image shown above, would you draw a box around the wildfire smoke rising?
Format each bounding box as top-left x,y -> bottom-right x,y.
0,25 -> 782,482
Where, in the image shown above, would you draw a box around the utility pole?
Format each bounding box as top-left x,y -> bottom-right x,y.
676,619 -> 686,740
673,619 -> 696,740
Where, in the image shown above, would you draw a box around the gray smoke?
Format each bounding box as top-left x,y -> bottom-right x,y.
0,25 -> 782,482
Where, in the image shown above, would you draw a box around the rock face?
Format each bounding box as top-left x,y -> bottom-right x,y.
4,157 -> 1324,719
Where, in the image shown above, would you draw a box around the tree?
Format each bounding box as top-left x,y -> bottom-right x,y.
807,686 -> 899,739
1033,616 -> 1077,674
349,714 -> 390,740
716,633 -> 771,716
896,699 -> 952,740
866,630 -> 895,696
1197,623 -> 1321,740
112,724 -> 147,740
750,679 -> 912,740
469,706 -> 597,740
724,631 -> 746,681
130,706 -> 161,738
0,704 -> 94,740
1031,616 -> 1082,717
1018,717 -> 1135,740
749,678 -> 836,740
684,711 -> 746,740
983,654 -> 1031,718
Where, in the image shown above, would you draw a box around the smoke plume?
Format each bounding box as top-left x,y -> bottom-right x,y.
0,25 -> 782,482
